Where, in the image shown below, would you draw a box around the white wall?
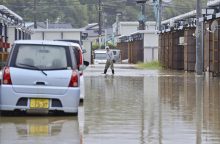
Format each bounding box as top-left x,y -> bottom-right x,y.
44,32 -> 61,40
144,32 -> 158,47
143,32 -> 158,62
113,21 -> 157,36
31,29 -> 81,40
120,24 -> 138,36
63,32 -> 81,40
82,40 -> 92,64
31,32 -> 42,40
8,26 -> 15,51
144,47 -> 158,62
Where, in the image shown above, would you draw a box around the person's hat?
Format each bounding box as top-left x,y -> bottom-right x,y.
105,46 -> 109,49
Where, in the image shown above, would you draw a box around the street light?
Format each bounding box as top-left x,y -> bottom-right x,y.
136,0 -> 148,30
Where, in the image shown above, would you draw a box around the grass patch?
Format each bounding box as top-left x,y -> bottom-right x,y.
136,61 -> 161,69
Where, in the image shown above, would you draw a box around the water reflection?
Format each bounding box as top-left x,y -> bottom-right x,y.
0,116 -> 80,144
84,73 -> 220,144
84,76 -> 144,144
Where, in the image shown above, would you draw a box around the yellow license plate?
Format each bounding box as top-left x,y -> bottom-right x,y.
29,125 -> 49,136
30,99 -> 49,109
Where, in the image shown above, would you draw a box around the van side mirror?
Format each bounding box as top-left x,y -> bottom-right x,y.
84,61 -> 89,66
79,61 -> 89,71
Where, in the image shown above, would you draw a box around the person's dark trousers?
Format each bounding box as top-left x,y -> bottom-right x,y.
112,69 -> 114,74
104,69 -> 107,74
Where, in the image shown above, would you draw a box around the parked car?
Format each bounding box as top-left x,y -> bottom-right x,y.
93,49 -> 121,64
0,40 -> 86,115
54,39 -> 89,101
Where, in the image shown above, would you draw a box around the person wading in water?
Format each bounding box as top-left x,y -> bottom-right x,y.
103,46 -> 114,75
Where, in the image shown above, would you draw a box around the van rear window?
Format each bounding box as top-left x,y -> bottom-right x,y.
12,44 -> 71,70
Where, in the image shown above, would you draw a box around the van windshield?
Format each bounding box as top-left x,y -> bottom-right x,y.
14,44 -> 69,70
94,53 -> 106,60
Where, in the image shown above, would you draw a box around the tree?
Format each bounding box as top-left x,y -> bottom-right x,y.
0,0 -> 205,28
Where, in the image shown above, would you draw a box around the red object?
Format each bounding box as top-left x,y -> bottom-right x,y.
5,42 -> 10,48
79,50 -> 83,65
0,38 -> 3,47
77,49 -> 83,69
0,42 -> 3,47
2,67 -> 12,85
68,71 -> 78,87
3,42 -> 10,48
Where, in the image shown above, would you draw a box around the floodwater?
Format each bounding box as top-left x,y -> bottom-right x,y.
0,116 -> 81,144
83,65 -> 220,144
1,64 -> 220,144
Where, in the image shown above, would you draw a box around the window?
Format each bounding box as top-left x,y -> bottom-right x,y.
95,53 -> 106,60
14,44 -> 69,70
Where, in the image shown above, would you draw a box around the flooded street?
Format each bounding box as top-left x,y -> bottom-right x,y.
0,116 -> 81,144
1,64 -> 220,144
83,65 -> 220,144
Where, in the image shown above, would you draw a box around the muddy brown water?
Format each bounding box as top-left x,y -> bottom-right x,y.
1,66 -> 220,144
83,67 -> 220,144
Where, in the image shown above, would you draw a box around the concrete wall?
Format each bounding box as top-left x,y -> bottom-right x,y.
113,21 -> 156,36
113,21 -> 156,44
31,29 -> 81,40
8,26 -> 15,51
119,23 -> 138,36
144,47 -> 158,62
143,31 -> 159,62
82,40 -> 92,63
143,32 -> 158,48
44,32 -> 61,40
31,32 -> 42,40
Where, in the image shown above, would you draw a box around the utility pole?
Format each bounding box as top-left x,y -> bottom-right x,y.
98,0 -> 102,48
136,0 -> 147,30
140,2 -> 146,30
116,13 -> 121,36
158,0 -> 162,31
196,0 -> 203,75
34,0 -> 37,29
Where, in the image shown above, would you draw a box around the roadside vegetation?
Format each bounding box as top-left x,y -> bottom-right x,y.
136,61 -> 161,69
92,43 -> 117,51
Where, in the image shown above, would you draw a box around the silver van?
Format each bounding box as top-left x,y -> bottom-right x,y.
0,40 -> 83,115
93,49 -> 121,64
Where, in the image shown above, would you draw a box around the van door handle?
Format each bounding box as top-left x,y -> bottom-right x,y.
35,81 -> 46,85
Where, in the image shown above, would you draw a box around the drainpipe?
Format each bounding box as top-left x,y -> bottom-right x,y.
196,0 -> 203,75
0,23 -> 2,52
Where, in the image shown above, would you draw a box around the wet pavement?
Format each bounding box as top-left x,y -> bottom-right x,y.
1,64 -> 220,144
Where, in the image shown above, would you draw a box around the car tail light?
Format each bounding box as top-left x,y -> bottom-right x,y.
69,71 -> 79,87
77,50 -> 83,69
79,50 -> 83,65
2,66 -> 12,85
